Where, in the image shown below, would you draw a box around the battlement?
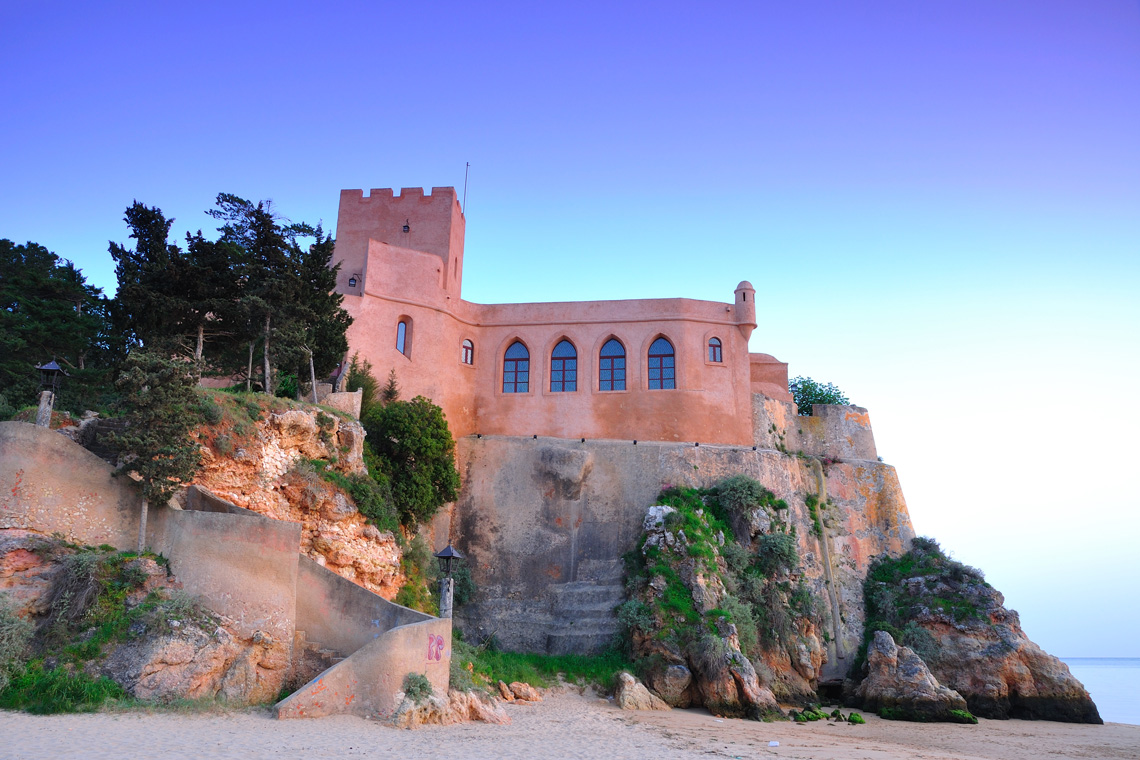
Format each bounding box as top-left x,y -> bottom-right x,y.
341,186 -> 460,207
334,186 -> 466,298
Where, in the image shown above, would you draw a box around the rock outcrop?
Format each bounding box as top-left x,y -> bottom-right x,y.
855,631 -> 968,721
614,672 -> 670,711
861,538 -> 1101,723
190,402 -> 403,598
392,689 -> 511,727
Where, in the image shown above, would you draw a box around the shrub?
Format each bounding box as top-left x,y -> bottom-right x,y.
755,532 -> 799,576
451,561 -> 476,607
716,475 -> 768,515
110,351 -> 202,504
363,396 -> 460,528
789,376 -> 850,416
0,595 -> 32,692
345,352 -> 380,415
198,396 -> 224,425
401,672 -> 432,704
394,533 -> 438,615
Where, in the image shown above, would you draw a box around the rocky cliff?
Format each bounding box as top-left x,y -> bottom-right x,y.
188,398 -> 403,598
453,397 -> 912,683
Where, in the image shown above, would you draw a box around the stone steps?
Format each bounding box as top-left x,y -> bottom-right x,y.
546,570 -> 626,655
576,559 -> 624,584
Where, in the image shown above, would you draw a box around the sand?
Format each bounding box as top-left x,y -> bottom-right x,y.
2,691 -> 1137,760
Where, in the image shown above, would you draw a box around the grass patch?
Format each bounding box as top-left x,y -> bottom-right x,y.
0,661 -> 125,714
450,634 -> 633,694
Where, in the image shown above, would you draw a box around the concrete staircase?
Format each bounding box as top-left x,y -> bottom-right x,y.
546,559 -> 625,655
288,630 -> 345,691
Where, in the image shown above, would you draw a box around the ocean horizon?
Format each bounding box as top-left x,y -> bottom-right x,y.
1061,657 -> 1139,726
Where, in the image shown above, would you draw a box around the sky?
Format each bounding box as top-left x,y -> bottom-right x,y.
3,1 -> 1138,656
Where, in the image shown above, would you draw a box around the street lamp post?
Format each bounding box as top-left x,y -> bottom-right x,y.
33,360 -> 67,428
433,544 -> 464,619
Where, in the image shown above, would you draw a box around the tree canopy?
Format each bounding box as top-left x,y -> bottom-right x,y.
788,376 -> 850,416
109,194 -> 351,394
363,395 -> 461,528
0,239 -> 110,410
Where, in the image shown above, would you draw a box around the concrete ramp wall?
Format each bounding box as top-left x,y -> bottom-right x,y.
147,502 -> 301,642
277,615 -> 451,719
0,421 -> 139,547
295,554 -> 432,656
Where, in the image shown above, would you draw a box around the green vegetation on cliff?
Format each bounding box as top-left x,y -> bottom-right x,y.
0,541 -> 214,714
857,537 -> 989,673
789,376 -> 850,416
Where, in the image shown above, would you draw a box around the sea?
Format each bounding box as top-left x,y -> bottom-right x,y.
1062,658 -> 1140,725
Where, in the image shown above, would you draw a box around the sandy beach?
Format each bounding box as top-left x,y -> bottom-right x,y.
3,690 -> 1136,760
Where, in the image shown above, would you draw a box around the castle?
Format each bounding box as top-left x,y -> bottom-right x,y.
334,186 -> 792,445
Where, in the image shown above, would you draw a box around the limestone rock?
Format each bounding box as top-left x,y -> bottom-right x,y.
100,623 -> 288,704
497,680 -> 515,701
508,681 -> 542,702
695,647 -> 782,720
645,663 -> 694,708
855,631 -> 968,721
392,689 -> 511,728
614,672 -> 670,711
916,606 -> 1102,722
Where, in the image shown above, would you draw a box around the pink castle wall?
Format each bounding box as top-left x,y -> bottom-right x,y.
335,187 -> 790,446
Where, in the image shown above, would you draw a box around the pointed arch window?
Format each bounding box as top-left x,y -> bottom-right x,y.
599,339 -> 626,391
396,319 -> 410,356
648,337 -> 675,390
550,340 -> 577,392
502,341 -> 530,393
462,339 -> 474,365
708,337 -> 723,363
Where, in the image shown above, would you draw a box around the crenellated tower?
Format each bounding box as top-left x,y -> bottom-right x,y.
333,187 -> 466,298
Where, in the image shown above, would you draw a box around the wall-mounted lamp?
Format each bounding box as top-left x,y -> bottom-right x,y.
348,275 -> 358,288
402,219 -> 410,233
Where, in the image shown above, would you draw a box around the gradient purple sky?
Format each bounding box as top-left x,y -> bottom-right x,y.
3,2 -> 1138,657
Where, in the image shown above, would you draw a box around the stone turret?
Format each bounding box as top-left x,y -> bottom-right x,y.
734,280 -> 756,339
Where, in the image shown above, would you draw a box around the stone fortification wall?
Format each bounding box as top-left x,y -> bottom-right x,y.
753,395 -> 879,461
451,409 -> 913,678
0,421 -> 140,547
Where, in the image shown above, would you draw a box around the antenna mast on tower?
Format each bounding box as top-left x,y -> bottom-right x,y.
462,162 -> 470,212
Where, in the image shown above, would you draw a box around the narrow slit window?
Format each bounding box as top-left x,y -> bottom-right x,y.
648,337 -> 675,390
599,339 -> 626,391
550,340 -> 577,392
708,337 -> 723,363
396,320 -> 409,355
462,339 -> 474,365
503,341 -> 530,393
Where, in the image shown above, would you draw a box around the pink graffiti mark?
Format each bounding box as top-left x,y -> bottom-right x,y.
311,678 -> 327,695
345,694 -> 355,705
9,469 -> 24,503
427,633 -> 444,661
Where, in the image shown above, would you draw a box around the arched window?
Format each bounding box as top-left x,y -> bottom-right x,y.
648,337 -> 675,390
396,319 -> 410,356
461,339 -> 474,365
502,341 -> 529,393
708,337 -> 723,363
550,340 -> 577,392
599,339 -> 626,391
